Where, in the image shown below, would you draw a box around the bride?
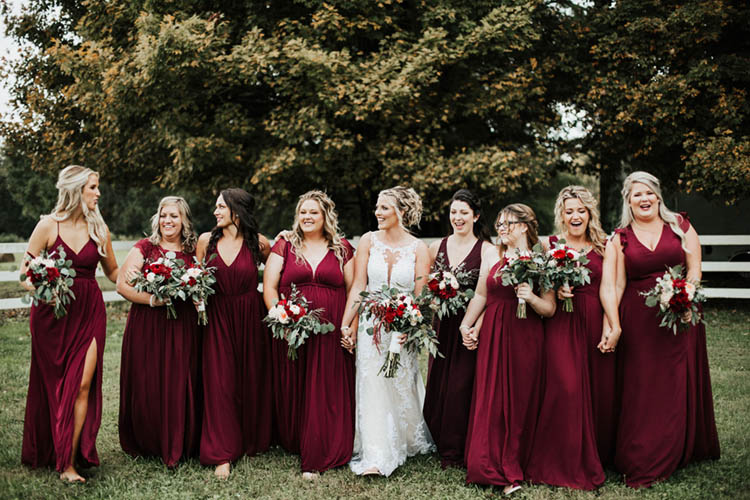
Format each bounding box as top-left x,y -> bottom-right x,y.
340,186 -> 435,477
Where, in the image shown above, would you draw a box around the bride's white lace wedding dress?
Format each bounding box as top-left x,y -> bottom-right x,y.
349,232 -> 435,477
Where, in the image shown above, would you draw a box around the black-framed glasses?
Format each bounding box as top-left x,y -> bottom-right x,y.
495,220 -> 521,230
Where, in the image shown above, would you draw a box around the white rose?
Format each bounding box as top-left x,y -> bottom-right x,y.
278,309 -> 290,324
289,304 -> 301,315
685,282 -> 696,301
659,288 -> 673,309
188,267 -> 202,278
268,306 -> 280,320
41,258 -> 56,268
146,272 -> 156,283
439,281 -> 446,290
450,276 -> 459,289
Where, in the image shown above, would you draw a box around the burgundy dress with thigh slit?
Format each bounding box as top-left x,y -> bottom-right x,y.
199,243 -> 272,465
271,238 -> 355,472
119,239 -> 201,467
464,259 -> 544,487
614,214 -> 719,488
22,235 -> 106,473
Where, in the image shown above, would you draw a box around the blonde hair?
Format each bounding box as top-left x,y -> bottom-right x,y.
378,186 -> 423,229
48,165 -> 109,257
554,186 -> 608,255
288,191 -> 348,269
493,203 -> 539,279
619,171 -> 688,252
147,196 -> 198,253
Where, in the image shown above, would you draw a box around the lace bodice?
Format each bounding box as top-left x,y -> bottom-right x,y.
366,233 -> 418,293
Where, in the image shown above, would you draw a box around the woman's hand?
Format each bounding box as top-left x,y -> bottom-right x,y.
460,324 -> 478,350
557,284 -> 574,301
340,325 -> 356,353
681,309 -> 692,324
597,324 -> 621,353
516,282 -> 534,301
397,333 -> 407,346
21,277 -> 36,292
149,295 -> 166,308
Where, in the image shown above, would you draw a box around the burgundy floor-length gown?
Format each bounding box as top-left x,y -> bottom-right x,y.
526,236 -> 614,490
271,239 -> 355,472
423,238 -> 481,468
200,243 -> 272,465
22,235 -> 106,473
614,214 -> 719,488
464,259 -> 544,487
119,239 -> 201,467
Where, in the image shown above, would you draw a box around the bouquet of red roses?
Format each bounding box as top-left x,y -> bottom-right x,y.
264,283 -> 335,360
20,245 -> 77,319
498,244 -> 548,319
173,256 -> 217,325
545,239 -> 591,313
359,285 -> 440,377
420,256 -> 477,320
641,264 -> 706,334
130,251 -> 184,319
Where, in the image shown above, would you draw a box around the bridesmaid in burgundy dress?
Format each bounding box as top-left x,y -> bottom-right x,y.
263,190 -> 355,479
423,189 -> 493,468
196,188 -> 272,479
21,165 -> 118,482
459,204 -> 556,495
600,171 -> 720,488
117,196 -> 201,467
525,186 -> 613,490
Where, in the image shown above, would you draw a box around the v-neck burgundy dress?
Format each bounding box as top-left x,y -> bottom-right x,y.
464,258 -> 544,487
525,236 -> 610,489
423,237 -> 482,468
22,235 -> 106,473
119,239 -> 201,467
270,238 -> 355,472
614,214 -> 719,488
199,243 -> 272,465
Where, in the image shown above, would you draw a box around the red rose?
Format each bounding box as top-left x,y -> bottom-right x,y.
46,267 -> 60,281
553,249 -> 567,260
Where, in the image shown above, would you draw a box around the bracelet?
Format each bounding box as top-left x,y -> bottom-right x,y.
341,326 -> 351,333
149,295 -> 156,307
459,325 -> 470,333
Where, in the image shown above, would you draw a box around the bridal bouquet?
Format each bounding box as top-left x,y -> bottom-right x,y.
20,245 -> 77,319
641,264 -> 706,334
545,240 -> 591,313
420,256 -> 477,320
130,251 -> 184,319
359,285 -> 440,377
173,256 -> 217,325
264,284 -> 335,360
499,244 -> 549,319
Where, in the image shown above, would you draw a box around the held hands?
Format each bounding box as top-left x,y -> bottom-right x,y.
681,309 -> 692,324
597,323 -> 621,354
557,284 -> 574,301
460,324 -> 478,350
340,325 -> 356,353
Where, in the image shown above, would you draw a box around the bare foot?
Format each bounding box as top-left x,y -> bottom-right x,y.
302,471 -> 319,481
59,467 -> 85,483
214,462 -> 230,480
362,467 -> 382,476
503,484 -> 522,495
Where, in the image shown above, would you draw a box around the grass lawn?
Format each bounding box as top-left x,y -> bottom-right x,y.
0,304 -> 748,500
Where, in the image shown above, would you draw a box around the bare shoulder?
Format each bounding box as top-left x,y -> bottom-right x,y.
481,242 -> 499,260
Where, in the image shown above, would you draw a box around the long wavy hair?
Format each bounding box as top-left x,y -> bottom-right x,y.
288,191 -> 348,270
493,203 -> 540,279
378,186 -> 423,230
147,196 -> 198,253
47,165 -> 109,257
553,186 -> 607,255
450,189 -> 492,242
619,171 -> 688,252
207,188 -> 263,263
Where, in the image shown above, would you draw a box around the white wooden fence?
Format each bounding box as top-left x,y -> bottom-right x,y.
1,236 -> 749,310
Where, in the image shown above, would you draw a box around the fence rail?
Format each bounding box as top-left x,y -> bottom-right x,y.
2,235 -> 748,310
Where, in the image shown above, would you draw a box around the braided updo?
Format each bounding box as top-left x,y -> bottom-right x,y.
378,186 -> 423,229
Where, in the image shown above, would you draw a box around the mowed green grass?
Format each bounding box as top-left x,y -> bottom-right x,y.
0,305 -> 748,500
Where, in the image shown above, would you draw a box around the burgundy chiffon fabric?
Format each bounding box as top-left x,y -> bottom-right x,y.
464,259 -> 544,486
526,236 -> 612,489
614,214 -> 719,488
271,239 -> 355,472
22,236 -> 106,472
423,237 -> 481,468
119,239 -> 201,467
199,243 -> 272,465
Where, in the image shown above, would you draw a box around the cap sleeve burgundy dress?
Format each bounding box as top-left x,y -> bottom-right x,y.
525,236 -> 614,489
118,239 -> 201,467
199,242 -> 272,465
22,234 -> 106,473
422,237 -> 482,468
270,238 -> 355,472
464,257 -> 544,487
614,214 -> 719,487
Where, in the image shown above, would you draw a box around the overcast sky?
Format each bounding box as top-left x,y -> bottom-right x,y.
0,0 -> 24,122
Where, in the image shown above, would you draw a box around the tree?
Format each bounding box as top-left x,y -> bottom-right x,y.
1,0 -> 577,233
